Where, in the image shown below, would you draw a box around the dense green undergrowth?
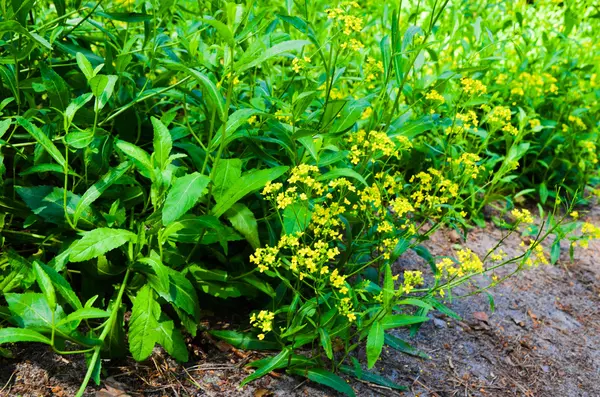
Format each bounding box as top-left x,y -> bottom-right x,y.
0,0 -> 599,395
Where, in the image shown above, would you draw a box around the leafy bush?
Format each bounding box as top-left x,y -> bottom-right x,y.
0,0 -> 599,395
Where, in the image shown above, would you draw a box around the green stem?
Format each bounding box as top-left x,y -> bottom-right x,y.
76,267 -> 132,397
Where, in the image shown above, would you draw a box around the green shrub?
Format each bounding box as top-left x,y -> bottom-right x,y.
0,0 -> 599,395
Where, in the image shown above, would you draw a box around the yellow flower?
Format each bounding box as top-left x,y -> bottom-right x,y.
511,208 -> 534,224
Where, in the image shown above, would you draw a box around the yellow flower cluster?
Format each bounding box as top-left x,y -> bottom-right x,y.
409,169 -> 459,213
436,248 -> 484,278
250,310 -> 275,340
577,222 -> 600,248
489,249 -> 507,262
330,269 -> 348,294
364,57 -> 384,89
340,38 -> 364,51
425,89 -> 445,103
337,297 -> 356,322
520,242 -> 548,267
401,270 -> 424,294
461,77 -> 487,96
347,129 -> 411,165
449,153 -> 483,179
275,109 -> 292,124
511,208 -> 534,224
510,72 -> 558,97
568,115 -> 586,130
325,5 -> 364,35
488,106 -> 511,124
579,140 -> 598,164
456,111 -> 478,130
292,56 -> 311,73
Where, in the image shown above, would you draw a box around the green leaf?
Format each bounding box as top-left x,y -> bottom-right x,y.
0,118 -> 11,139
0,328 -> 52,345
550,239 -> 561,265
165,269 -> 201,320
287,368 -> 356,397
89,74 -> 118,112
65,129 -> 94,149
339,365 -> 407,391
151,117 -> 172,170
381,314 -> 429,330
95,11 -> 153,23
115,140 -> 153,178
41,63 -> 71,111
209,330 -> 279,350
184,68 -> 225,121
19,163 -> 78,177
129,285 -> 160,361
382,264 -> 394,308
202,18 -> 235,46
282,202 -> 312,235
58,307 -> 109,327
156,314 -> 189,362
136,254 -> 170,294
384,333 -> 430,359
37,262 -> 82,311
212,166 -> 289,217
5,292 -> 61,331
236,40 -> 311,74
366,320 -> 384,369
211,158 -> 242,202
241,348 -> 290,386
319,328 -> 333,360
76,52 -> 95,80
226,203 -> 260,249
317,168 -> 368,187
17,117 -> 66,169
69,228 -> 136,262
187,264 -> 228,282
211,108 -> 262,149
32,261 -> 56,312
73,161 -> 131,225
162,172 -> 211,225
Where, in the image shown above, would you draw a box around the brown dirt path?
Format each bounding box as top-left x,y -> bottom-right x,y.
1,205 -> 598,397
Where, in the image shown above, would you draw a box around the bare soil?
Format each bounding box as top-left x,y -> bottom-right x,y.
1,205 -> 598,397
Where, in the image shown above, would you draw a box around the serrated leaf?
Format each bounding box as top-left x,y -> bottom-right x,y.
36,262 -> 82,311
57,307 -> 109,328
282,202 -> 312,235
225,203 -> 260,249
212,166 -> 288,217
76,52 -> 94,80
5,292 -> 62,331
367,320 -> 384,369
32,261 -> 56,312
115,140 -> 153,178
162,172 -> 211,225
212,158 -> 242,202
65,129 -> 94,149
89,74 -> 118,112
73,162 -> 131,225
151,117 -> 172,170
69,228 -> 136,262
156,314 -> 189,362
129,285 -> 160,361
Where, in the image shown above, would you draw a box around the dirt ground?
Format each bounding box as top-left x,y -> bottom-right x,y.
1,204 -> 598,397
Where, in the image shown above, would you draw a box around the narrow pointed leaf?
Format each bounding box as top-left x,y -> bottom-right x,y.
129,285 -> 160,361
17,117 -> 66,168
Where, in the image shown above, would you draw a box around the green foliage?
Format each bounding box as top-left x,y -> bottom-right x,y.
0,0 -> 599,396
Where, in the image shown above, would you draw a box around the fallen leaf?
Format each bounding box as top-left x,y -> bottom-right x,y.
473,311 -> 489,322
255,388 -> 273,397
